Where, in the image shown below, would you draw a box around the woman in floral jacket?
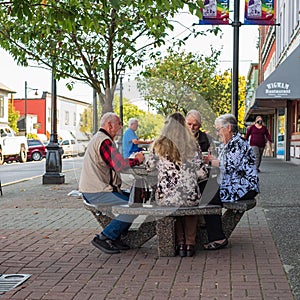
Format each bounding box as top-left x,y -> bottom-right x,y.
146,112 -> 208,257
203,113 -> 259,250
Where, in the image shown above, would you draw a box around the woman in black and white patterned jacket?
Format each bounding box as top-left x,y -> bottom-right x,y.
203,113 -> 259,250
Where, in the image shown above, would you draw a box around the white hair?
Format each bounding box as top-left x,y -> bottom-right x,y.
215,113 -> 238,133
128,118 -> 138,126
100,112 -> 119,127
186,110 -> 202,125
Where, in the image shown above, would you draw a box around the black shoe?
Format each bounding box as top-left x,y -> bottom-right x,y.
112,239 -> 130,250
204,239 -> 228,251
186,245 -> 195,257
178,243 -> 186,257
91,235 -> 120,254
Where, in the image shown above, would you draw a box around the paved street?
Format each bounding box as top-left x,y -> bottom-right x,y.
0,158 -> 299,300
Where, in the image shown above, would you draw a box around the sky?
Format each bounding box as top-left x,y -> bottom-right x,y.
0,5 -> 259,105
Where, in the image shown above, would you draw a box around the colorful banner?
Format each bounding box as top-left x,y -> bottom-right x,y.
244,0 -> 275,25
199,0 -> 230,25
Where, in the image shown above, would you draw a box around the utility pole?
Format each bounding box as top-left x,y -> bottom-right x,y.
24,81 -> 28,136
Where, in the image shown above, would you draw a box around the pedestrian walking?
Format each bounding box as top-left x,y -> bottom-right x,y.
245,115 -> 272,172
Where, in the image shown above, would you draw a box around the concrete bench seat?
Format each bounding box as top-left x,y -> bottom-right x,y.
83,199 -> 157,248
112,204 -> 222,256
112,204 -> 222,216
83,198 -> 256,256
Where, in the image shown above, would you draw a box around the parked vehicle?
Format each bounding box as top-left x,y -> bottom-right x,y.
59,138 -> 85,158
0,125 -> 28,164
27,139 -> 47,161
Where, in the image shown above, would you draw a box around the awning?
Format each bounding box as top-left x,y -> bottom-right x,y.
246,45 -> 300,120
255,44 -> 300,100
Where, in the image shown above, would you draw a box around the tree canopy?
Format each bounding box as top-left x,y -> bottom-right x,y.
0,0 -> 213,114
137,49 -> 247,130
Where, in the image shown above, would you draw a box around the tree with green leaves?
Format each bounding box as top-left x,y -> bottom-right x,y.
211,70 -> 246,129
137,49 -> 247,129
0,0 -> 212,115
137,48 -> 220,132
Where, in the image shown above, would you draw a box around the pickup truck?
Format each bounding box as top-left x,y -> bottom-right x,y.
0,125 -> 28,164
59,138 -> 86,158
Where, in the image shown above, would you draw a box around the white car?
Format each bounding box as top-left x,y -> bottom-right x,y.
60,139 -> 85,158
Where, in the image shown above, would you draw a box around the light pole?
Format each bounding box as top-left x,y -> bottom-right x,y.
42,67 -> 65,184
117,64 -> 125,152
231,0 -> 241,120
24,81 -> 38,136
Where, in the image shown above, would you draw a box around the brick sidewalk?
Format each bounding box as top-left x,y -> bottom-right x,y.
0,169 -> 295,299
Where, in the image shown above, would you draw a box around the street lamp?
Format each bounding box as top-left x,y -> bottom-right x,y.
42,67 -> 65,184
24,81 -> 38,136
231,0 -> 242,120
117,63 -> 125,152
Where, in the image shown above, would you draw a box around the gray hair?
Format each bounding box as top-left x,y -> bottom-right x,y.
100,112 -> 119,127
215,113 -> 238,133
128,118 -> 138,126
186,109 -> 201,125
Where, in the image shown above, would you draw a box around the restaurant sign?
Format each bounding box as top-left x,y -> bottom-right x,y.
265,82 -> 291,97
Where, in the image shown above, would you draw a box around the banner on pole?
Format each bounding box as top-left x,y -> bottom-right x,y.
244,0 -> 275,25
199,0 -> 229,25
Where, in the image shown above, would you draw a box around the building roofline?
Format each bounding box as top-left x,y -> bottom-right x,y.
0,82 -> 16,93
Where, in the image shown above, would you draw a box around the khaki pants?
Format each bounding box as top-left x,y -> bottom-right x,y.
175,215 -> 198,245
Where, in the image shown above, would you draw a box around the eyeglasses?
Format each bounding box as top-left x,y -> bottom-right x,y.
215,127 -> 223,132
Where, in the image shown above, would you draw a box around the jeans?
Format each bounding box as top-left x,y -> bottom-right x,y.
83,191 -> 136,240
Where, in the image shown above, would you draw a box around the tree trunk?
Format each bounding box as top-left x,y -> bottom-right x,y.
101,88 -> 114,115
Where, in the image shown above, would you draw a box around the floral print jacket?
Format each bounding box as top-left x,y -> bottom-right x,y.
145,150 -> 208,207
218,132 -> 260,202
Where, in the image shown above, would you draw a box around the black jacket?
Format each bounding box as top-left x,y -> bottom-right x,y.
195,130 -> 210,152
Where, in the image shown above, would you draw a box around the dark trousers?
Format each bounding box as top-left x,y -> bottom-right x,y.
204,189 -> 258,242
252,146 -> 265,170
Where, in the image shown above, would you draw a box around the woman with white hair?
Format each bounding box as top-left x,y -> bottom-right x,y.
203,113 -> 259,250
